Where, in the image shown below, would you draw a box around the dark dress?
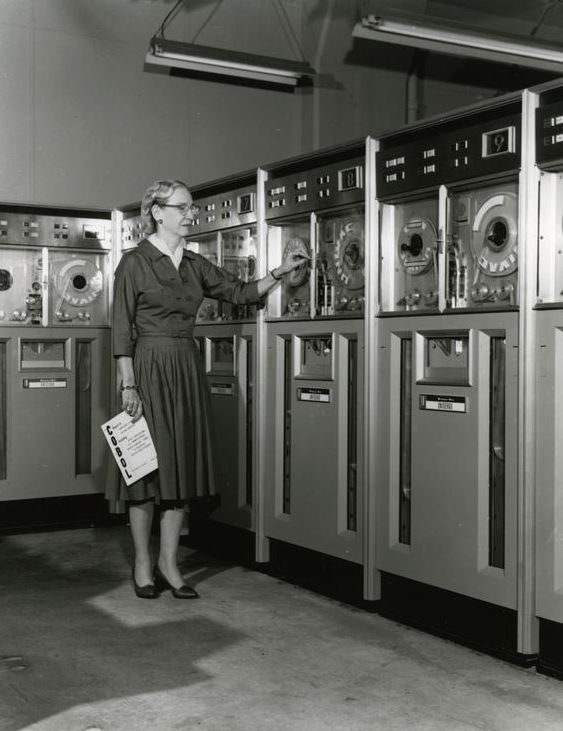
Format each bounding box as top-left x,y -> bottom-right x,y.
109,239 -> 260,504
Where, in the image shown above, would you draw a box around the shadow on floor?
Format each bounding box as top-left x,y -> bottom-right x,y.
0,526 -> 244,731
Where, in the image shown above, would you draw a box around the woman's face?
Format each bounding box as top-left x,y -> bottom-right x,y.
154,186 -> 197,237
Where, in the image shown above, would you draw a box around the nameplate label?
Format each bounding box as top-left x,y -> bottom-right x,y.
419,394 -> 466,413
297,387 -> 331,403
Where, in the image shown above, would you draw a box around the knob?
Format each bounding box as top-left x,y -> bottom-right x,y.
494,283 -> 514,301
471,284 -> 490,301
486,220 -> 508,249
405,290 -> 421,307
401,233 -> 424,257
423,290 -> 438,305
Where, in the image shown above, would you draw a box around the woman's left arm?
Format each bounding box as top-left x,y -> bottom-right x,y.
255,250 -> 310,296
197,249 -> 310,304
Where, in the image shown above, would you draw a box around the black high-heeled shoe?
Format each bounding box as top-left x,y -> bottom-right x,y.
153,565 -> 199,599
132,570 -> 159,599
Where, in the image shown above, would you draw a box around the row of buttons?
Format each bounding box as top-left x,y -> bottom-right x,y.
267,175 -> 333,198
267,186 -> 334,208
384,141 -> 469,170
192,193 -> 258,219
416,157 -> 468,175
385,156 -> 405,168
544,115 -> 563,128
0,230 -> 69,239
383,151 -> 472,183
202,200 -> 234,211
450,156 -> 469,168
544,133 -> 563,146
0,220 -> 70,229
385,171 -> 406,183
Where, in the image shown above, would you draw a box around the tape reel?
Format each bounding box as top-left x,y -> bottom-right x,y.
334,217 -> 364,292
398,216 -> 437,275
224,255 -> 256,282
0,269 -> 13,291
53,258 -> 103,307
471,192 -> 518,277
283,237 -> 311,287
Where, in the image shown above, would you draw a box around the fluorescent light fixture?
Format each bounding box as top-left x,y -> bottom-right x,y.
352,13 -> 563,74
145,36 -> 316,86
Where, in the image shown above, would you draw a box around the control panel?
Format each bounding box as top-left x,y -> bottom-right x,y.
377,111 -> 521,197
0,207 -> 111,250
536,95 -> 563,169
191,183 -> 257,234
0,205 -> 111,327
265,156 -> 364,220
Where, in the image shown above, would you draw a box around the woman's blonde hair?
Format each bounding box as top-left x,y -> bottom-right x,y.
140,179 -> 189,234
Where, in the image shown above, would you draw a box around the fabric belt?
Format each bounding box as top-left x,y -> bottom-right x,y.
137,330 -> 194,340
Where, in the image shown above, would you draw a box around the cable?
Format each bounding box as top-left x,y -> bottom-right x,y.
192,0 -> 225,43
155,0 -> 185,39
154,0 -> 309,63
271,0 -> 307,61
530,0 -> 562,37
154,0 -> 226,44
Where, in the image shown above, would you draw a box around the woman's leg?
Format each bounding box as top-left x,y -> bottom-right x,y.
158,506 -> 186,589
129,500 -> 155,586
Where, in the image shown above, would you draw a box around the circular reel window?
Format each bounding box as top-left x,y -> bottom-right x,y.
471,192 -> 518,277
53,259 -> 103,306
398,217 -> 437,275
283,237 -> 311,288
0,269 -> 13,291
334,218 -> 364,292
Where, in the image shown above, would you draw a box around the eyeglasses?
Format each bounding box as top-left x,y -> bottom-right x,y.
159,203 -> 199,215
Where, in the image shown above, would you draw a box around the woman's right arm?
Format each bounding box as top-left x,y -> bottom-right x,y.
117,355 -> 143,421
113,255 -> 143,421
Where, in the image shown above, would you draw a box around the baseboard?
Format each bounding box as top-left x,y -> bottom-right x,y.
0,493 -> 119,534
537,618 -> 563,679
183,517 -> 256,567
379,572 -> 536,667
262,538 -> 377,612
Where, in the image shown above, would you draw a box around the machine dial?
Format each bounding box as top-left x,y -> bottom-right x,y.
283,237 -> 311,287
471,192 -> 518,276
53,259 -> 103,306
398,217 -> 437,274
333,217 -> 364,292
0,269 -> 12,291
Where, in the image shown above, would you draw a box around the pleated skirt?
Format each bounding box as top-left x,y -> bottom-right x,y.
109,336 -> 215,504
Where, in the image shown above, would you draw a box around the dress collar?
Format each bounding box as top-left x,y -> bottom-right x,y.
138,239 -> 196,265
146,236 -> 184,270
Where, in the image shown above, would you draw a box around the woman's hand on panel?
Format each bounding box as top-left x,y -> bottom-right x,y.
277,248 -> 311,277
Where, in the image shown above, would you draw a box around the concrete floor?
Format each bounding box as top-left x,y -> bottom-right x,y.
1,528 -> 563,731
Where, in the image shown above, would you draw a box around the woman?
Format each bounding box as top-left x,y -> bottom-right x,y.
111,179 -> 307,599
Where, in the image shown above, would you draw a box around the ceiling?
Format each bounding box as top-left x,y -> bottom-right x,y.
346,0 -> 563,95
435,0 -> 555,17
370,0 -> 563,39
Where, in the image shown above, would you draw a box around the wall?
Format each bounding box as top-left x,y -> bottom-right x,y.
0,0 -> 307,208
0,0 -> 550,210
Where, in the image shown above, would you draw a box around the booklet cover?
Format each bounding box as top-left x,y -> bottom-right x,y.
101,412 -> 158,486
